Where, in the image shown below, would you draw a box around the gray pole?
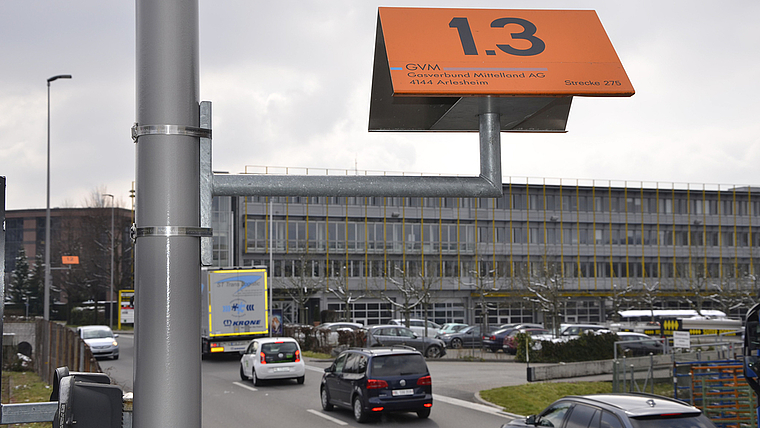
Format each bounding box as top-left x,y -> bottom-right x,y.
135,0 -> 201,427
103,193 -> 115,329
45,74 -> 71,321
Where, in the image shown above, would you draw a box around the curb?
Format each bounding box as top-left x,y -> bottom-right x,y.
473,391 -> 524,420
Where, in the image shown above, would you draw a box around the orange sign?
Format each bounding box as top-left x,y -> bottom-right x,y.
378,8 -> 634,97
61,256 -> 79,265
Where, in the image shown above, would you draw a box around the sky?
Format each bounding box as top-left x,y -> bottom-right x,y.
2,1 -> 759,210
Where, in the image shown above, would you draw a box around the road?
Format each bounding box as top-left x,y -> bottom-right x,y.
101,334 -> 525,427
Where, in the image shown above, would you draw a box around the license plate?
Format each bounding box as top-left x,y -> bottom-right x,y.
392,389 -> 414,396
273,367 -> 290,372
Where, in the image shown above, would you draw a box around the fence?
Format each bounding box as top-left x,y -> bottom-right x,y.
675,360 -> 756,428
34,319 -> 101,385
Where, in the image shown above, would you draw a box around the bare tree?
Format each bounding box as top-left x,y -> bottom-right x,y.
462,264 -> 501,334
710,277 -> 754,318
636,279 -> 661,322
675,268 -> 717,316
55,188 -> 133,323
522,258 -> 567,336
326,264 -> 364,322
608,283 -> 633,322
275,251 -> 324,324
371,263 -> 427,331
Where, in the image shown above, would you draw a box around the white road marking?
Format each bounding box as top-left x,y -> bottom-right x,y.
233,381 -> 257,392
305,364 -> 326,373
433,394 -> 519,418
307,409 -> 349,425
303,365 -> 520,419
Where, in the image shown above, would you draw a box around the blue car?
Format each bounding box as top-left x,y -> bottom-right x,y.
321,347 -> 433,422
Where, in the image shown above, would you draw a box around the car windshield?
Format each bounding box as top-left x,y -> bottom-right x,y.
630,413 -> 716,428
82,328 -> 113,339
370,354 -> 428,376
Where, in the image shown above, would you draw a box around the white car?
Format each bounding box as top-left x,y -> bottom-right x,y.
239,337 -> 305,386
77,325 -> 119,360
551,324 -> 610,343
388,319 -> 441,338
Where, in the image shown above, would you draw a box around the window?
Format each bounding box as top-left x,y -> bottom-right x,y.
332,353 -> 348,373
600,410 -> 624,428
538,402 -> 572,427
565,404 -> 598,428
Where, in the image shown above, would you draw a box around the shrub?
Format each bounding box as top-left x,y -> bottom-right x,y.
516,331 -> 618,363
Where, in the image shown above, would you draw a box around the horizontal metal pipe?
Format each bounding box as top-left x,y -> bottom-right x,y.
213,174 -> 502,197
212,111 -> 503,198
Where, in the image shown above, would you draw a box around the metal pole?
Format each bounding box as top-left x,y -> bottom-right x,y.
45,74 -> 71,322
135,0 -> 201,427
103,193 -> 115,329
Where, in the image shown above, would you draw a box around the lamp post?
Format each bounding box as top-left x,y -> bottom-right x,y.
44,74 -> 72,321
103,193 -> 115,329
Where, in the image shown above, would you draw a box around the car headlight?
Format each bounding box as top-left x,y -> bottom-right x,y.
112,341 -> 118,347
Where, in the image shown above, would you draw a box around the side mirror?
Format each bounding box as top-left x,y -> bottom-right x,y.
114,334 -> 119,338
324,366 -> 334,373
525,415 -> 537,425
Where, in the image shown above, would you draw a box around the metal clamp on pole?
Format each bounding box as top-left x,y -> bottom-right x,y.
131,123 -> 211,142
133,226 -> 213,239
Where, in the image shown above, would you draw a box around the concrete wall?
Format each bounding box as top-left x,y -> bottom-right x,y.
3,322 -> 36,355
528,351 -> 724,382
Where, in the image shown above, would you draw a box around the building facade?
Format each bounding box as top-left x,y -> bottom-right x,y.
209,178 -> 760,328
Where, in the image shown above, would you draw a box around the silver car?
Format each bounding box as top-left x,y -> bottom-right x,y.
78,325 -> 119,360
365,325 -> 446,358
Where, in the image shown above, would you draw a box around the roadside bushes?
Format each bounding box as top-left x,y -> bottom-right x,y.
516,331 -> 618,363
283,324 -> 365,355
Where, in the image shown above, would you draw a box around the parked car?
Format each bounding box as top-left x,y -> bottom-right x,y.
317,322 -> 364,346
438,323 -> 468,335
503,328 -> 551,355
552,324 -> 610,343
365,325 -> 446,358
77,325 -> 119,360
616,332 -> 664,357
239,337 -> 305,386
320,347 -> 433,422
388,319 -> 441,338
437,325 -> 481,349
503,393 -> 717,428
483,324 -> 544,352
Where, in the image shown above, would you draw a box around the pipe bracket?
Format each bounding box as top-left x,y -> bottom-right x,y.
131,225 -> 212,242
131,123 -> 211,142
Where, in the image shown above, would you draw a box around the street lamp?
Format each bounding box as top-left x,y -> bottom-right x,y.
44,74 -> 72,321
103,193 -> 115,329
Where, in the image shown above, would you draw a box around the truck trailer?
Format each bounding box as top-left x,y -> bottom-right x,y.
201,267 -> 269,356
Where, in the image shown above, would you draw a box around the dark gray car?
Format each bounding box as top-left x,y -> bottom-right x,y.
503,393 -> 716,428
364,325 -> 446,358
436,325 -> 481,349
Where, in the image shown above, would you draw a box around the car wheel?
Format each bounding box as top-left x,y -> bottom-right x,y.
426,345 -> 442,359
450,338 -> 463,349
353,396 -> 368,423
321,387 -> 334,411
239,364 -> 249,381
417,408 -> 431,419
253,370 -> 261,386
297,376 -> 305,385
